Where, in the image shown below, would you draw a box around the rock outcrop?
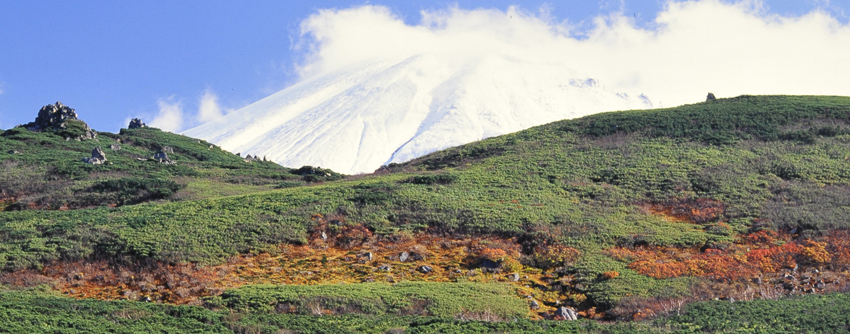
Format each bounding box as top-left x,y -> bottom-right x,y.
128,118 -> 147,129
21,102 -> 96,140
706,92 -> 717,101
82,147 -> 107,165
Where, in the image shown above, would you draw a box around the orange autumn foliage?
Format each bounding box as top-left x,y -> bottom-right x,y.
608,229 -> 850,281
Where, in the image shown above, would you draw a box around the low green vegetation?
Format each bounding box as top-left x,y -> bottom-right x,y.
3,286 -> 850,333
3,95 -> 850,331
209,282 -> 528,319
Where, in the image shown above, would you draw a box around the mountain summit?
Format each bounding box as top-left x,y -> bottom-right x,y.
184,55 -> 652,174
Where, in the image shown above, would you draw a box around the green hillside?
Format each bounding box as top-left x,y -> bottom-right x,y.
3,95 -> 850,332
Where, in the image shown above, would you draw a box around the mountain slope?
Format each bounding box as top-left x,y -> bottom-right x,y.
184,54 -> 653,174
5,95 -> 850,328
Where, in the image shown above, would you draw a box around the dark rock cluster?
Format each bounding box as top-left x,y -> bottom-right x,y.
21,102 -> 96,140
128,118 -> 147,129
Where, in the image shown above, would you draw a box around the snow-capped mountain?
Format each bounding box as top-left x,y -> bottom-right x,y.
183,54 -> 653,174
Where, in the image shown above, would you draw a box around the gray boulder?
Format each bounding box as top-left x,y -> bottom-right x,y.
554,306 -> 578,320
153,151 -> 174,164
82,146 -> 107,164
110,143 -> 121,151
399,252 -> 410,262
530,300 -> 540,310
507,273 -> 520,282
418,265 -> 433,274
706,92 -> 717,101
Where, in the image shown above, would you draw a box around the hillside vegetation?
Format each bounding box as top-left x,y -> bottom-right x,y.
3,95 -> 850,332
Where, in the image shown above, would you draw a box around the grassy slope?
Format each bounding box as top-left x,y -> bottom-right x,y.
3,95 -> 850,332
4,286 -> 849,333
0,125 -> 343,210
4,96 -> 850,294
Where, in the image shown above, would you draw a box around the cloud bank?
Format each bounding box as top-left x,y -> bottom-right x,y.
144,90 -> 226,132
295,0 -> 850,108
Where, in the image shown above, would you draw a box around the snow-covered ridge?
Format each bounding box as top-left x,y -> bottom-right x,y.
183,54 -> 652,174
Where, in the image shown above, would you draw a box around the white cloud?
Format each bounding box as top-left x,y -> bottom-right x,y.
197,89 -> 224,123
149,97 -> 184,133
294,0 -> 850,108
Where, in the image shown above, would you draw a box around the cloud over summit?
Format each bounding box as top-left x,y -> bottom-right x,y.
295,0 -> 850,107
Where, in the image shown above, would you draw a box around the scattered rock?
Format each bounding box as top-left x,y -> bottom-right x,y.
320,232 -> 328,242
816,280 -> 826,289
554,306 -> 578,320
706,92 -> 717,101
530,300 -> 540,310
153,151 -> 174,164
378,264 -> 392,271
82,146 -> 107,164
7,150 -> 19,154
110,143 -> 121,151
418,265 -> 433,274
410,251 -> 426,261
162,146 -> 174,153
362,277 -> 375,283
399,252 -> 410,262
507,273 -> 520,282
128,118 -> 147,129
784,273 -> 796,280
361,252 -> 374,261
141,296 -> 152,303
753,277 -> 763,285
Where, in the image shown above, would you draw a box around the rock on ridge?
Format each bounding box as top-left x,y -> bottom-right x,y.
128,118 -> 147,129
20,102 -> 96,140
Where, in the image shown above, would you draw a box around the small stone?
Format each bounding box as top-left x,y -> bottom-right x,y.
418,265 -> 433,274
706,92 -> 717,101
7,150 -> 19,154
399,252 -> 410,262
530,300 -> 540,310
320,232 -> 327,242
142,296 -> 152,303
110,143 -> 121,151
378,264 -> 391,271
507,273 -> 520,282
362,252 -> 373,261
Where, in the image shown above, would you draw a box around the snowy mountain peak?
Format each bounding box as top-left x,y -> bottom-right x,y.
183,55 -> 652,174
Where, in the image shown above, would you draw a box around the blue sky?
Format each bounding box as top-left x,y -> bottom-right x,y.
0,0 -> 848,131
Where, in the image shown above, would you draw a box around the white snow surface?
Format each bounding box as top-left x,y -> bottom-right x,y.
183,54 -> 653,174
